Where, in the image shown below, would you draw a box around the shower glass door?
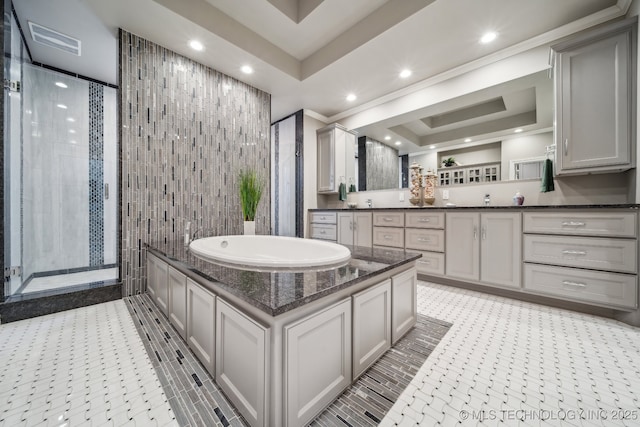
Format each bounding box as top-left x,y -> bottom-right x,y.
3,59 -> 118,299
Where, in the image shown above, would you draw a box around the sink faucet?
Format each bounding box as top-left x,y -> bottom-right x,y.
483,194 -> 491,206
366,199 -> 373,208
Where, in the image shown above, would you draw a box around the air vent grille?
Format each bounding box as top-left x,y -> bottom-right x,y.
28,21 -> 81,56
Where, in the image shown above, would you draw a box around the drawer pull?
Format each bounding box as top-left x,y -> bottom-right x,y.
383,217 -> 394,222
320,216 -> 326,220
561,221 -> 585,227
418,259 -> 431,265
562,280 -> 586,288
562,250 -> 587,256
417,237 -> 430,242
418,218 -> 430,223
384,235 -> 393,240
320,230 -> 326,234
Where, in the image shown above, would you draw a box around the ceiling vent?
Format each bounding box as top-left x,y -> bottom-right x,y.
28,21 -> 81,56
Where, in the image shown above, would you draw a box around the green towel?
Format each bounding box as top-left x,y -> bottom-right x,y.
541,158 -> 555,193
348,184 -> 357,193
338,182 -> 347,201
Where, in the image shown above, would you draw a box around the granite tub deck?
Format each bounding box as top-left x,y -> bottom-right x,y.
145,239 -> 421,427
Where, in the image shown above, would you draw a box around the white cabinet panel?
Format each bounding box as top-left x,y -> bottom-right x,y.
523,212 -> 637,237
445,212 -> 480,281
352,279 -> 391,379
373,226 -> 404,248
480,213 -> 522,289
405,211 -> 444,229
168,266 -> 187,340
391,269 -> 417,344
216,298 -> 269,427
373,211 -> 405,227
186,279 -> 215,376
317,124 -> 356,194
338,212 -> 372,247
147,253 -> 168,316
415,251 -> 445,276
405,229 -> 445,252
284,298 -> 351,427
310,224 -> 337,241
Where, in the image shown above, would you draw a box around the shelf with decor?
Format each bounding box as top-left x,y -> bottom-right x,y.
438,162 -> 500,186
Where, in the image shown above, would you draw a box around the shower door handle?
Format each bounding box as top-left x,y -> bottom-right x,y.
104,183 -> 109,200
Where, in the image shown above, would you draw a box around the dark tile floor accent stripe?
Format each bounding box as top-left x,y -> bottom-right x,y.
126,294 -> 451,427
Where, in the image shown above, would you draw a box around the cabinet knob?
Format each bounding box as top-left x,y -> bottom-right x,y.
562,280 -> 586,288
417,237 -> 430,243
561,221 -> 585,227
383,217 -> 393,222
562,250 -> 587,256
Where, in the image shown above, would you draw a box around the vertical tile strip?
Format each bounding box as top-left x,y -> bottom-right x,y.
119,31 -> 271,296
89,82 -> 105,267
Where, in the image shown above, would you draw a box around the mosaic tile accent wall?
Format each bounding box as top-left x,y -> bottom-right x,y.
89,82 -> 105,267
358,136 -> 399,191
119,30 -> 271,296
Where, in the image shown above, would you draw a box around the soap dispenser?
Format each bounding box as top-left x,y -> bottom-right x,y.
483,194 -> 490,206
513,191 -> 525,206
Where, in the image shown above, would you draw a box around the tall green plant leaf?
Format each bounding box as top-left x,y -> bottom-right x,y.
239,170 -> 264,221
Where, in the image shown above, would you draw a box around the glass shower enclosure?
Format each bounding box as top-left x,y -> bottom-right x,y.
3,12 -> 118,300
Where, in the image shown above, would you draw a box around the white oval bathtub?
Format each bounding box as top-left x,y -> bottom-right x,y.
189,235 -> 351,269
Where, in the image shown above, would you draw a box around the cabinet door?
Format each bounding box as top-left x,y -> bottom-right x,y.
186,278 -> 215,376
353,211 -> 373,248
317,129 -> 335,192
352,279 -> 391,379
556,27 -> 633,173
168,266 -> 187,340
480,213 -> 522,289
284,298 -> 351,427
147,253 -> 169,316
391,269 -> 417,344
337,212 -> 354,245
445,212 -> 480,281
216,298 -> 269,427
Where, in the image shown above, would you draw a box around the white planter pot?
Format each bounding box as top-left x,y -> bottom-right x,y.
244,221 -> 256,235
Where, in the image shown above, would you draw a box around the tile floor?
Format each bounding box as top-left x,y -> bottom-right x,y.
1,281 -> 639,426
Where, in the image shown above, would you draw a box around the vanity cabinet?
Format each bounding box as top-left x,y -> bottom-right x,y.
317,123 -> 357,194
216,299 -> 270,427
168,266 -> 187,340
187,278 -> 216,376
309,212 -> 337,241
523,211 -> 638,309
552,17 -> 637,175
147,252 -> 169,316
373,211 -> 405,248
284,298 -> 352,427
405,211 -> 445,276
338,211 -> 372,247
445,211 -> 521,289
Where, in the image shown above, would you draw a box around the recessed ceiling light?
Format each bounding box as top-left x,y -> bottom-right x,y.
70,140 -> 77,144
429,145 -> 436,150
189,40 -> 204,51
69,129 -> 76,134
514,128 -> 523,133
480,31 -> 498,44
346,93 -> 357,102
66,117 -> 75,122
464,138 -> 472,142
384,136 -> 391,141
57,104 -> 67,109
55,82 -> 68,88
399,69 -> 412,78
241,65 -> 254,74
395,141 -> 402,146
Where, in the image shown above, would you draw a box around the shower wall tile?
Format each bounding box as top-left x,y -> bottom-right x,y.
365,137 -> 399,190
119,31 -> 271,296
89,82 -> 105,266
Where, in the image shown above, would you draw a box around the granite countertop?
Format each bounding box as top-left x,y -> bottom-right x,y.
310,204 -> 640,211
147,239 -> 421,317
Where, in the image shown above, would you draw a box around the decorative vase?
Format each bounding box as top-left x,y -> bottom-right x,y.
409,162 -> 423,206
423,170 -> 437,205
243,220 -> 256,235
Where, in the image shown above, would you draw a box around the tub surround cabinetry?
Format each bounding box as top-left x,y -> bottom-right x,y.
167,266 -> 187,340
147,253 -> 169,316
316,123 -> 357,194
552,17 -> 637,175
523,212 -> 638,309
146,243 -> 419,427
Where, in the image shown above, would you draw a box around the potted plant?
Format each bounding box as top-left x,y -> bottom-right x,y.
239,169 -> 264,235
442,157 -> 456,167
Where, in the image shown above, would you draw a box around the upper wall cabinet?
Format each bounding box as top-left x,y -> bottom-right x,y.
317,123 -> 357,193
552,17 -> 637,175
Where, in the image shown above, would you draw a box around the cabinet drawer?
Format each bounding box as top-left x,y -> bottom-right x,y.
405,211 -> 444,229
405,229 -> 445,252
523,212 -> 637,237
310,212 -> 337,224
524,235 -> 637,273
311,224 -> 337,241
373,226 -> 404,248
415,251 -> 445,276
523,263 -> 637,309
373,212 -> 405,227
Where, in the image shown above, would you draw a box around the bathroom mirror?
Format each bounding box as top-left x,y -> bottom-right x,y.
353,70 -> 554,190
